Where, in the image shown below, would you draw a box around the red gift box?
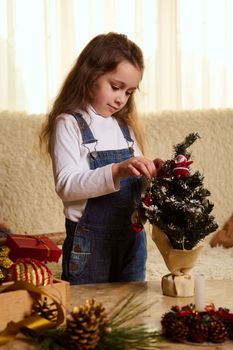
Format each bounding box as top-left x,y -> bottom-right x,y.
6,234 -> 62,263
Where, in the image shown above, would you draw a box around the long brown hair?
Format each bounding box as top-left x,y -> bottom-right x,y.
40,32 -> 145,153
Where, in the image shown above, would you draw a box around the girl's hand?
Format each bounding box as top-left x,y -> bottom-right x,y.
153,158 -> 165,177
112,156 -> 156,182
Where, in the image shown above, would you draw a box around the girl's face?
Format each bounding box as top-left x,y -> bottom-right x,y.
91,60 -> 142,117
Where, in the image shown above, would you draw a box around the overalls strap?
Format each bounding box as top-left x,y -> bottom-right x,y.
117,121 -> 134,142
71,113 -> 97,144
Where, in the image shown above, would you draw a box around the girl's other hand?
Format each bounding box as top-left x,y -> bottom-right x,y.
112,156 -> 156,183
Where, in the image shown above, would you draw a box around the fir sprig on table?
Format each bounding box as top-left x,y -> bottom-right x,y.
139,133 -> 218,250
95,327 -> 162,350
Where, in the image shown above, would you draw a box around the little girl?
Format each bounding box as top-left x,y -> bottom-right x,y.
41,32 -> 163,284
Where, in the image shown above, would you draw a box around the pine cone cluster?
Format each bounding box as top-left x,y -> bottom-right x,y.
161,304 -> 233,344
65,298 -> 108,350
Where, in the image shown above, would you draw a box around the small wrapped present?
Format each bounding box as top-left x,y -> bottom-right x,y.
6,234 -> 62,263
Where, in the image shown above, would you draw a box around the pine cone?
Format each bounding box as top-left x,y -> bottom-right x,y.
169,321 -> 189,342
161,312 -> 189,342
161,311 -> 174,333
66,298 -> 108,350
32,297 -> 58,323
209,320 -> 228,343
216,307 -> 233,340
189,320 -> 209,343
228,323 -> 233,340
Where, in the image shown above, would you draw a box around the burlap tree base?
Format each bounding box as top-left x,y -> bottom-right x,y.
152,226 -> 203,297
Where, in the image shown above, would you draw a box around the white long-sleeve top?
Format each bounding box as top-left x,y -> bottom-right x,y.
50,107 -> 142,222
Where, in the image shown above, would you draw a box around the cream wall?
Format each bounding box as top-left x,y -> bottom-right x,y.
1,109 -> 232,234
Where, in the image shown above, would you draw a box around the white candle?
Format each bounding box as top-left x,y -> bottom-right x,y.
194,274 -> 205,311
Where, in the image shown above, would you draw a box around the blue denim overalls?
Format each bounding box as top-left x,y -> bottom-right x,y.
62,113 -> 147,284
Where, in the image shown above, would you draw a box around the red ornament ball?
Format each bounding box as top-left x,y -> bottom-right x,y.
143,194 -> 153,207
7,258 -> 53,286
132,223 -> 143,233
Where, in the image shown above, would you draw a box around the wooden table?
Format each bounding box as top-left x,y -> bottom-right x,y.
1,280 -> 233,349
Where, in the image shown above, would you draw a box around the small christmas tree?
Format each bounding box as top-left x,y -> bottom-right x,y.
139,133 -> 218,250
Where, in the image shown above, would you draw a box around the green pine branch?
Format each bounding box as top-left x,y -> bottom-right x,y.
174,132 -> 200,158
96,327 -> 163,350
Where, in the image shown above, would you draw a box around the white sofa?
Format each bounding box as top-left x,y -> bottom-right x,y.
1,108 -> 233,236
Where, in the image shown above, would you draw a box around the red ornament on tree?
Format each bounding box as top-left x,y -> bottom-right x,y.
143,194 -> 153,207
132,223 -> 143,233
173,154 -> 193,179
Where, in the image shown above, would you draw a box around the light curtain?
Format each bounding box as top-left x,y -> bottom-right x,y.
0,0 -> 233,114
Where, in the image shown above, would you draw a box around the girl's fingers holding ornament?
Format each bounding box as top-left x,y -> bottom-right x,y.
153,158 -> 166,177
147,159 -> 157,177
112,157 -> 156,181
154,158 -> 164,171
145,159 -> 157,178
130,157 -> 156,178
127,163 -> 141,177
